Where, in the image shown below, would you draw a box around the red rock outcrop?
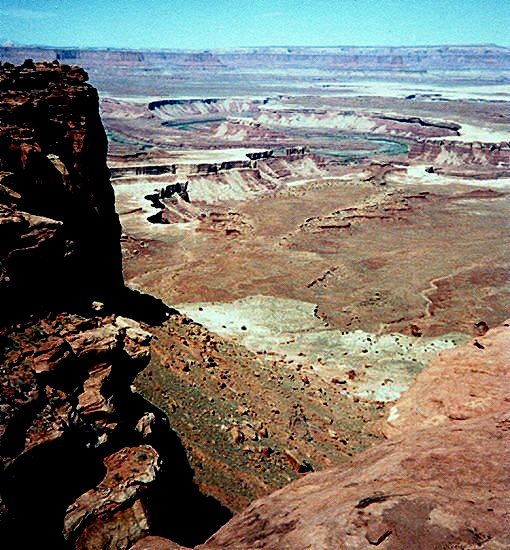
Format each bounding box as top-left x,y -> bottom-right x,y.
0,61 -> 230,549
409,139 -> 510,176
0,314 -> 161,548
384,319 -> 510,436
132,536 -> 190,550
0,62 -> 165,549
199,322 -> 510,549
64,445 -> 159,549
0,60 -> 123,320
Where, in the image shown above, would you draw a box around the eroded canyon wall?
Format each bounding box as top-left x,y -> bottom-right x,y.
0,60 -> 233,550
2,45 -> 510,71
0,60 -> 157,549
0,61 -> 229,550
0,60 -> 123,320
409,138 -> 510,175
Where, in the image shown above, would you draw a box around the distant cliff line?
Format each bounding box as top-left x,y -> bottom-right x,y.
2,44 -> 510,71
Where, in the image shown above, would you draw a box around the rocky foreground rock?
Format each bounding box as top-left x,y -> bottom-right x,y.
1,60 -> 508,550
196,321 -> 510,549
132,321 -> 509,549
0,314 -> 159,547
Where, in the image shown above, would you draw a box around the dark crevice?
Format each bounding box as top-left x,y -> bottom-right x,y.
108,391 -> 233,547
113,287 -> 177,326
0,434 -> 106,549
0,380 -> 232,548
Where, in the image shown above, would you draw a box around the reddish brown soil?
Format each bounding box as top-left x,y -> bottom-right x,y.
135,313 -> 385,512
124,178 -> 509,338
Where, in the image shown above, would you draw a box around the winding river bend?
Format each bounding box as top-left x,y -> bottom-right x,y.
149,98 -> 410,162
310,136 -> 409,160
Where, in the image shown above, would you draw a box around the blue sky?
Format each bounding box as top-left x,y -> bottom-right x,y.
0,0 -> 508,49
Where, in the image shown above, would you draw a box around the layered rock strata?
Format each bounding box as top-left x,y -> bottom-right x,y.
409,139 -> 510,176
0,62 -> 194,549
0,61 -> 232,549
0,60 -> 123,320
0,314 -> 159,548
3,45 -> 510,72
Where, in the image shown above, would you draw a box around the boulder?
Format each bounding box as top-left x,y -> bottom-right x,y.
64,445 -> 159,549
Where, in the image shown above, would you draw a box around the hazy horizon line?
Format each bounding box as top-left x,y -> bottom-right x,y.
2,42 -> 509,52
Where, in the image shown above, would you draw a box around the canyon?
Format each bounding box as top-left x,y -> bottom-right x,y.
0,46 -> 509,548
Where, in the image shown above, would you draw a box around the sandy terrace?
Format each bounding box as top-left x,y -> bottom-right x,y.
176,295 -> 468,402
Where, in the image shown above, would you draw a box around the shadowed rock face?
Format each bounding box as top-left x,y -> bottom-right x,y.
0,314 -> 157,548
0,61 -> 123,320
0,312 -> 232,548
198,322 -> 510,549
2,57 -> 508,550
0,62 -> 230,549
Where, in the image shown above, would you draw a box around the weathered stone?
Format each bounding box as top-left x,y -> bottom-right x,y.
229,425 -> 244,444
66,325 -> 121,360
131,536 -> 190,550
115,316 -> 152,362
384,320 -> 510,436
0,302 -> 154,545
0,61 -> 123,322
201,322 -> 510,549
32,337 -> 73,374
64,445 -> 159,549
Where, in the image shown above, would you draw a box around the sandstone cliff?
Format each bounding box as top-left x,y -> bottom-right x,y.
0,62 -> 231,549
0,60 -> 123,321
0,61 -> 158,548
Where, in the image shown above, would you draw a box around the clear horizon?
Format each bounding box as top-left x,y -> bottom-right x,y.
1,0 -> 509,50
